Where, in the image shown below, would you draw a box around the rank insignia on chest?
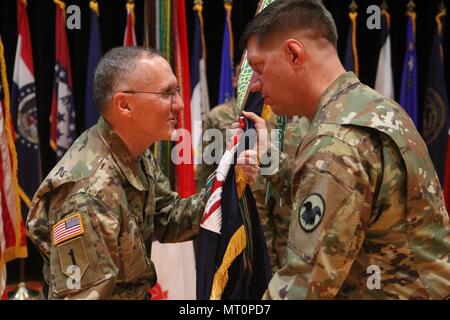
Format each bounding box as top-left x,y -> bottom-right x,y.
299,193 -> 325,232
52,213 -> 84,245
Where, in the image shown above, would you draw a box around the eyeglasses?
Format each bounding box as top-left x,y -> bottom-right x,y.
121,86 -> 181,104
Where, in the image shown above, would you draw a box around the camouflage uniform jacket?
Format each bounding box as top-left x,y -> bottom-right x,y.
266,72 -> 450,300
27,117 -> 206,299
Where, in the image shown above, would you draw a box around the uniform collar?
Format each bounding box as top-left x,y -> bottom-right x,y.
96,117 -> 148,191
312,72 -> 360,123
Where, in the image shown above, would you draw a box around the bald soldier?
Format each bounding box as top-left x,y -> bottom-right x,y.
27,47 -> 258,299
241,0 -> 450,299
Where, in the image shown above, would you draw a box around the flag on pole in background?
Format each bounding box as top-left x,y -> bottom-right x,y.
173,0 -> 195,198
124,0 -> 137,46
344,0 -> 359,76
84,0 -> 102,129
149,0 -> 197,301
0,36 -> 28,298
50,0 -> 76,160
11,0 -> 42,217
218,0 -> 234,104
422,6 -> 449,186
152,0 -> 174,183
190,0 -> 210,166
374,3 -> 394,99
400,4 -> 418,127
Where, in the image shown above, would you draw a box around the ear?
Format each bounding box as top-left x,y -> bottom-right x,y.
283,39 -> 305,67
112,93 -> 133,117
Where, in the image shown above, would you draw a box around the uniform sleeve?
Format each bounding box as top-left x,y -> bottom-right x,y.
265,135 -> 379,300
29,192 -> 120,299
195,115 -> 219,191
264,148 -> 293,206
153,159 -> 207,243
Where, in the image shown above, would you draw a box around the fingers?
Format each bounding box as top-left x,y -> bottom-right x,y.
242,111 -> 267,130
236,149 -> 258,165
236,149 -> 260,185
236,164 -> 258,185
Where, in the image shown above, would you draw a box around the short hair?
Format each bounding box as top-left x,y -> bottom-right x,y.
240,0 -> 338,49
93,46 -> 161,114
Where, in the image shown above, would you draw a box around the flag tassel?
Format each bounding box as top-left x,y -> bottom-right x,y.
209,225 -> 247,300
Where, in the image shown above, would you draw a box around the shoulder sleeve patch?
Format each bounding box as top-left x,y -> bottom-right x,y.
289,163 -> 352,263
57,237 -> 89,279
52,213 -> 84,245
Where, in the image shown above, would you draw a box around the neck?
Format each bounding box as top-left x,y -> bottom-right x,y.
107,117 -> 154,160
303,52 -> 346,120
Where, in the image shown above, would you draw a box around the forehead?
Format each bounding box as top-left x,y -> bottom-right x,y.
246,36 -> 273,65
134,56 -> 177,85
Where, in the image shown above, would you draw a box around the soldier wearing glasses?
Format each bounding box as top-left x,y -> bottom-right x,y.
26,47 -> 257,299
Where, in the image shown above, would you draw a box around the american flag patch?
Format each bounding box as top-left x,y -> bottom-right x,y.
52,214 -> 84,245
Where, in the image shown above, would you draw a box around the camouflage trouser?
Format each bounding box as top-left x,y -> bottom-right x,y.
253,188 -> 290,274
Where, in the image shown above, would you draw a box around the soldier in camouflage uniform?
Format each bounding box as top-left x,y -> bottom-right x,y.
242,0 -> 450,299
195,99 -> 309,273
26,47 -> 256,299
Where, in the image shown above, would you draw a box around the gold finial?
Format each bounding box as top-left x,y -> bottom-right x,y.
89,0 -> 99,16
194,0 -> 203,11
407,0 -> 415,12
224,0 -> 233,5
381,0 -> 388,11
54,0 -> 65,10
439,0 -> 446,12
349,0 -> 358,12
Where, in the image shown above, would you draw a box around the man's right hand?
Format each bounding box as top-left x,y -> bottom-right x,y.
242,111 -> 270,157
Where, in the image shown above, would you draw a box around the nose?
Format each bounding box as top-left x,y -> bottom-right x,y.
171,91 -> 184,112
249,76 -> 262,93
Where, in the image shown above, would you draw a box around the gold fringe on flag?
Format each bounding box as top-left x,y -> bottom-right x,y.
209,225 -> 247,300
235,165 -> 247,199
261,103 -> 272,121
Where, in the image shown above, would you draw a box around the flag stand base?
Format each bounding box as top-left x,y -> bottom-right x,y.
7,282 -> 40,300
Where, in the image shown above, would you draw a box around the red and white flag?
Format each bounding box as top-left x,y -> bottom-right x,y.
50,0 -> 76,160
0,36 -> 27,297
